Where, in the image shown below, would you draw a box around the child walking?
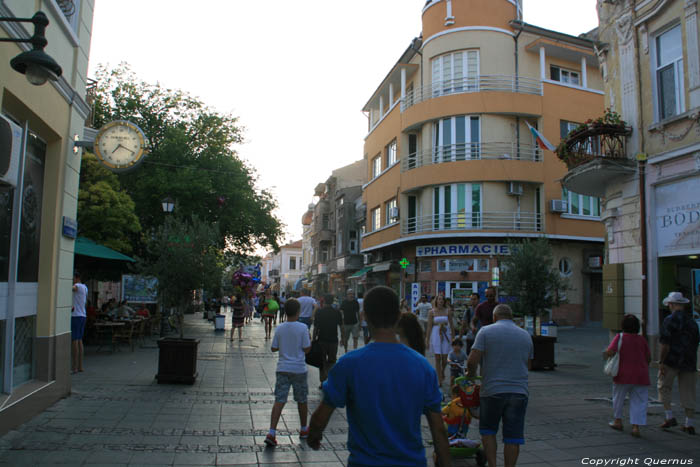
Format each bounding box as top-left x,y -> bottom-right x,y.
447,338 -> 467,387
265,298 -> 311,446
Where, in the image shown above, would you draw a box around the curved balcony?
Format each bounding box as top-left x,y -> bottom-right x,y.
402,211 -> 543,235
401,76 -> 542,112
401,142 -> 542,172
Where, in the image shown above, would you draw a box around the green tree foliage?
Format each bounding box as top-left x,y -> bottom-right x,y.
91,63 -> 283,255
499,237 -> 568,318
77,152 -> 141,254
142,215 -> 224,338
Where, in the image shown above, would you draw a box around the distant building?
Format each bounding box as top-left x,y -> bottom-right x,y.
360,0 -> 606,325
261,240 -> 303,294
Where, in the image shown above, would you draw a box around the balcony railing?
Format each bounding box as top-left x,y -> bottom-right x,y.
401,142 -> 542,171
402,75 -> 542,111
401,211 -> 542,235
556,123 -> 632,170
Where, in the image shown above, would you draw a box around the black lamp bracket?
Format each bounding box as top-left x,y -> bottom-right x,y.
0,12 -> 50,50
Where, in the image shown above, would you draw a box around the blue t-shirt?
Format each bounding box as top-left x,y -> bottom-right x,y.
322,342 -> 442,467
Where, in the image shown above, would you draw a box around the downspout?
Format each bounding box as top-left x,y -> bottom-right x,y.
634,20 -> 648,340
513,23 -> 523,159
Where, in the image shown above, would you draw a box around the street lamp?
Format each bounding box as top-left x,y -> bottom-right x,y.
161,196 -> 175,214
160,196 -> 175,337
0,11 -> 63,86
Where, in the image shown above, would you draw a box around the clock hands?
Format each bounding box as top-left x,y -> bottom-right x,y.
112,143 -> 135,156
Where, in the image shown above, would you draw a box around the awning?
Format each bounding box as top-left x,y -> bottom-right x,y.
74,237 -> 135,262
293,278 -> 304,291
349,267 -> 372,279
371,262 -> 393,272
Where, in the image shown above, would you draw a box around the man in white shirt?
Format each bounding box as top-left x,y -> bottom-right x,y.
71,272 -> 88,373
297,289 -> 318,329
415,294 -> 433,333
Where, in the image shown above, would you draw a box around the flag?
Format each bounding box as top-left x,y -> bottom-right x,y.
525,121 -> 556,152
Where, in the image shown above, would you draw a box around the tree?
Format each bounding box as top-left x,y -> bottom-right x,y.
91,63 -> 284,255
141,215 -> 224,338
499,237 -> 568,320
77,152 -> 141,254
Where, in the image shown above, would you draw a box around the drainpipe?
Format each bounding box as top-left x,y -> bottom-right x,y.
638,154 -> 648,339
513,24 -> 522,159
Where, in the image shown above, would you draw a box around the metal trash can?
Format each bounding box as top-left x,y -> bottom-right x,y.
214,314 -> 225,331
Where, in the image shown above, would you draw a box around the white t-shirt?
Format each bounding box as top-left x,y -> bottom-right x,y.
72,283 -> 88,317
416,302 -> 432,322
272,321 -> 311,373
297,295 -> 317,318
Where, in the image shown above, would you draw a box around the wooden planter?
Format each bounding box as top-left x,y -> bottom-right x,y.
156,337 -> 199,384
531,335 -> 556,371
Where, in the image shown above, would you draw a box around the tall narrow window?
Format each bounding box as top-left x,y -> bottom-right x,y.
433,183 -> 481,230
289,257 -> 296,270
655,25 -> 684,120
386,139 -> 397,166
371,207 -> 381,231
386,198 -> 398,224
434,116 -> 480,162
372,155 -> 382,178
408,195 -> 417,233
408,134 -> 418,169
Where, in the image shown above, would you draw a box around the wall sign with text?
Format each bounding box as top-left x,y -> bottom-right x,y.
655,176 -> 700,257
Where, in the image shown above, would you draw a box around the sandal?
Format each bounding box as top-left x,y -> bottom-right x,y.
608,422 -> 623,431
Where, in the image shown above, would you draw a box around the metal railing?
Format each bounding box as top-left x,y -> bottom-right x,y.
400,142 -> 542,171
401,211 -> 543,235
401,75 -> 543,111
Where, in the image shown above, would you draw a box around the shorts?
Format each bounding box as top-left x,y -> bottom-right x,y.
343,323 -> 360,339
298,316 -> 313,328
274,372 -> 308,404
71,316 -> 86,341
479,393 -> 528,444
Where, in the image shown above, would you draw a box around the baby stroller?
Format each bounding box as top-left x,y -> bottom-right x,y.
434,375 -> 485,467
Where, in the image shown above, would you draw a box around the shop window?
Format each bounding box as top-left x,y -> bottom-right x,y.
419,260 -> 432,272
437,258 -> 489,272
13,315 -> 35,387
18,134 -> 46,282
559,257 -> 572,277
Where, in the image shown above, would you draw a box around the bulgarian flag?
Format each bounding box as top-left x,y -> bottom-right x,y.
525,121 -> 556,151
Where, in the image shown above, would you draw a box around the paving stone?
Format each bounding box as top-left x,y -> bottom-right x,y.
215,452 -> 258,465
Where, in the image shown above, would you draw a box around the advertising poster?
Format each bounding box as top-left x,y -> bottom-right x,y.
655,177 -> 700,257
122,274 -> 158,303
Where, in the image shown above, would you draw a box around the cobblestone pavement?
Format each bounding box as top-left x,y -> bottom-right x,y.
1,312 -> 698,466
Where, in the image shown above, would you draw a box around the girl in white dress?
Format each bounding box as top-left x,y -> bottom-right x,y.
425,294 -> 454,382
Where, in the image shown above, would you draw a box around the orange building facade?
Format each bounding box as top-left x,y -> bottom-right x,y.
359,0 -> 606,325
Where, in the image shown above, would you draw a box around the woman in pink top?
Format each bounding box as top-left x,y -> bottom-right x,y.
604,314 -> 651,437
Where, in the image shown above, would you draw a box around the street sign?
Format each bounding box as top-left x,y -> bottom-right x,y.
411,282 -> 420,313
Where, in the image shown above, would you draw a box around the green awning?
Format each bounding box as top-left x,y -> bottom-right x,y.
74,237 -> 135,262
349,267 -> 372,278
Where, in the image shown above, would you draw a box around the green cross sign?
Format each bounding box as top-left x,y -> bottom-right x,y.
399,258 -> 410,269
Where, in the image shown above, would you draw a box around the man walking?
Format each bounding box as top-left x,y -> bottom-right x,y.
313,294 -> 343,388
71,272 -> 88,374
471,287 -> 499,333
466,304 -> 533,467
415,294 -> 432,333
658,292 -> 700,434
307,286 -> 451,466
340,289 -> 361,350
297,289 -> 318,329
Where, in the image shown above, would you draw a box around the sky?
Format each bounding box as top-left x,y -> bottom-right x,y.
88,0 -> 599,249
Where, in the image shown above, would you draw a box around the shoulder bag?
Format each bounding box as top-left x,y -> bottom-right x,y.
603,333 -> 623,377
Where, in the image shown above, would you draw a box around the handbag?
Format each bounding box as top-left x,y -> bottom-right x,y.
305,339 -> 324,369
603,333 -> 622,377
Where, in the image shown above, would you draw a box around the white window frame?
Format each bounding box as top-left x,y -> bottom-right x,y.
433,183 -> 482,230
372,155 -> 382,178
386,139 -> 397,166
432,49 -> 480,96
371,207 -> 381,231
386,198 -> 398,225
651,23 -> 685,122
562,188 -> 601,218
550,65 -> 580,85
289,256 -> 296,270
433,115 -> 481,162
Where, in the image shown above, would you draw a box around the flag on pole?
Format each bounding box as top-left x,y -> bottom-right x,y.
525,121 -> 556,152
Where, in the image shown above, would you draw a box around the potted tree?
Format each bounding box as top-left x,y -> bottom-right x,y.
499,237 -> 568,370
142,214 -> 224,384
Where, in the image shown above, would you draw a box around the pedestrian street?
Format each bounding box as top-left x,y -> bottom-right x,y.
0,312 -> 698,466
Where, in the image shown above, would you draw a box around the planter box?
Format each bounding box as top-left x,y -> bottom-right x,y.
156,337 -> 199,384
531,336 -> 556,371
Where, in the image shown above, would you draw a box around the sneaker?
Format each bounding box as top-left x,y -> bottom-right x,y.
660,418 -> 678,429
264,433 -> 277,447
299,428 -> 310,439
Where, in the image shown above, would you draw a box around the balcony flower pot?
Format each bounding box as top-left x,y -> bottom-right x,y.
156,337 -> 199,384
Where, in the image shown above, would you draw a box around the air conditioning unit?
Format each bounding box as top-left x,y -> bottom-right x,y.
363,253 -> 372,265
506,182 -> 523,196
389,207 -> 399,219
0,114 -> 22,187
550,199 -> 569,213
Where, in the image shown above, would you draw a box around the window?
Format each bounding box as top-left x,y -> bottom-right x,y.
386,198 -> 398,224
349,231 -> 357,253
437,259 -> 489,272
289,257 -> 296,270
419,260 -> 432,272
433,183 -> 482,230
386,139 -> 397,166
562,188 -> 601,217
560,120 -> 600,153
322,213 -> 329,230
371,207 -> 381,231
434,115 -> 480,162
550,66 -> 580,85
321,247 -> 329,263
559,258 -> 572,276
337,232 -> 344,255
372,155 -> 382,178
654,25 -> 684,120
432,50 -> 479,95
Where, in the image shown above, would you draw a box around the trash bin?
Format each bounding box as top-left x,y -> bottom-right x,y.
214,314 -> 225,331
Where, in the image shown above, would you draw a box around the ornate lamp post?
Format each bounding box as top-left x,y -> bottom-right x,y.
160,196 -> 175,336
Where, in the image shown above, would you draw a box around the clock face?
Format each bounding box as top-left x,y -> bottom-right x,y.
94,121 -> 147,172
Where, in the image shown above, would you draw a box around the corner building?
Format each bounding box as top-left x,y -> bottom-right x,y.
360,0 -> 606,325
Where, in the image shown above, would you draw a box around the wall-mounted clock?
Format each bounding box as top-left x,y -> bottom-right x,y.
93,120 -> 147,172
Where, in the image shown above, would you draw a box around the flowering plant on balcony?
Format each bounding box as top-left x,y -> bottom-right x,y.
556,108 -> 632,170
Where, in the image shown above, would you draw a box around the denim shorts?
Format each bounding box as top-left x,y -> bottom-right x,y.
298,316 -> 312,329
274,372 -> 308,404
479,393 -> 528,444
71,316 -> 86,341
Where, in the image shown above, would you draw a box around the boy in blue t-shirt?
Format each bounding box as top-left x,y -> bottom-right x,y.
306,286 -> 451,466
264,298 -> 311,447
